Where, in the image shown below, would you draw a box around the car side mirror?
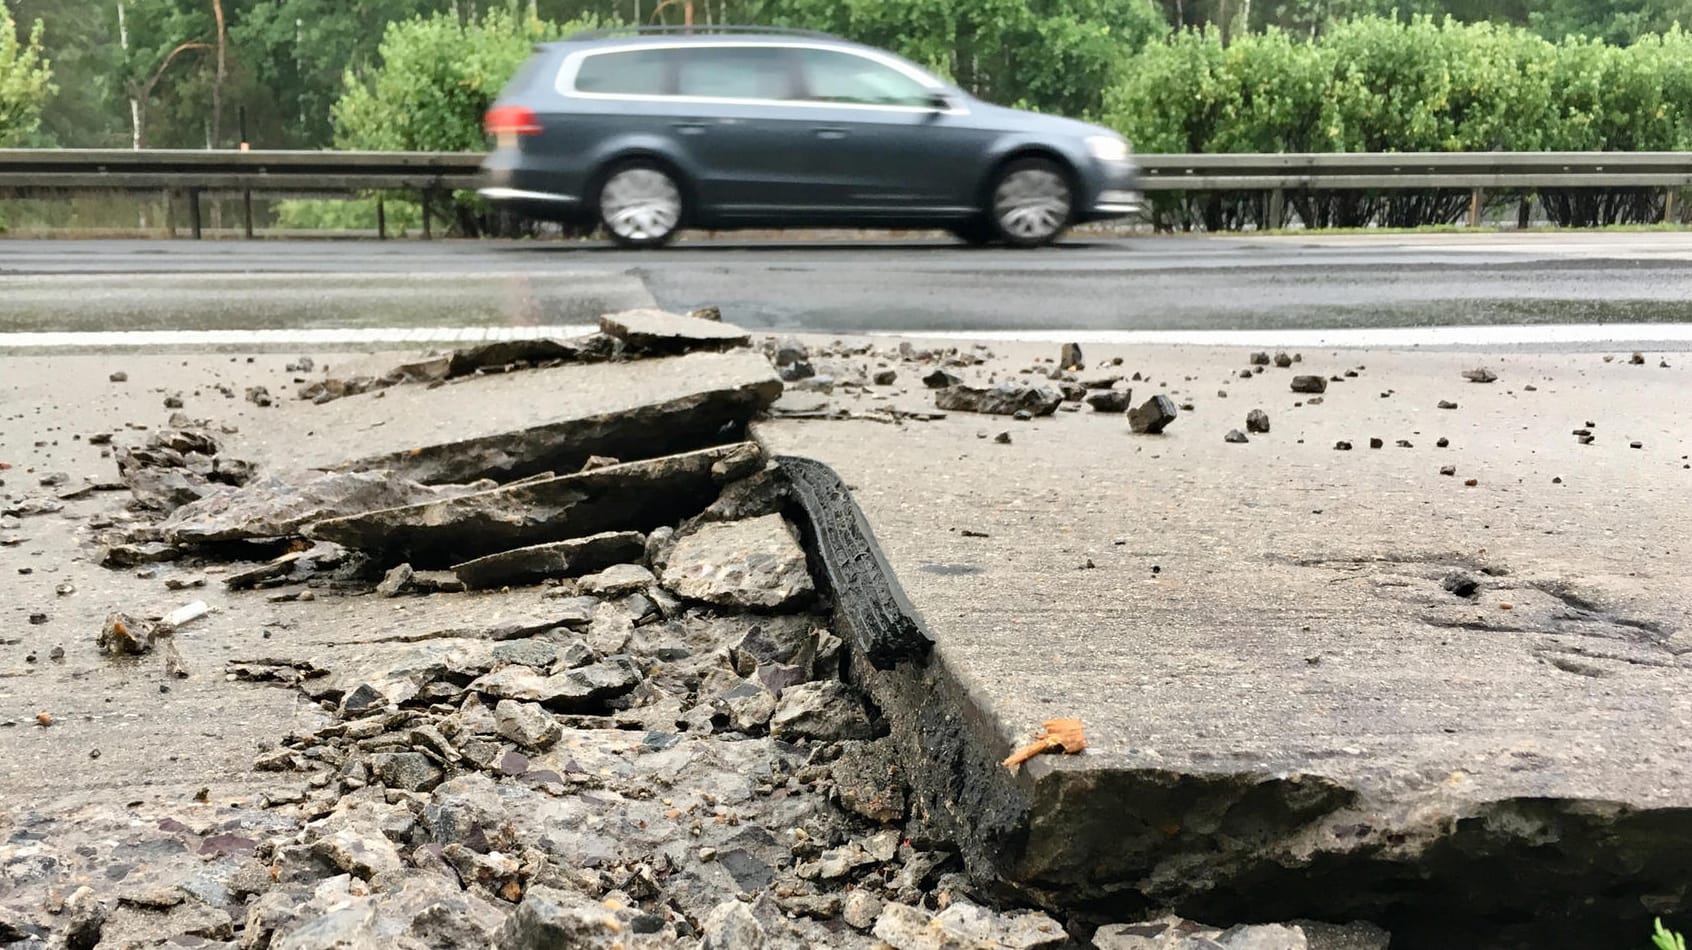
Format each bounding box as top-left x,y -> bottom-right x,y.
926,92 -> 955,112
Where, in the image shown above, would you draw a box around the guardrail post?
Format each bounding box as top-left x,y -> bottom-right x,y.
188,187 -> 203,239
1517,195 -> 1532,229
1268,188 -> 1285,230
162,190 -> 176,238
1664,188 -> 1678,225
242,189 -> 255,239
420,188 -> 433,240
1467,188 -> 1484,228
377,195 -> 388,240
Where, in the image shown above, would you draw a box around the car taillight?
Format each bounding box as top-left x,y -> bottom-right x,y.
485,105 -> 541,136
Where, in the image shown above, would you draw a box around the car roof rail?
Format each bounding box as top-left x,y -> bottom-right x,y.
563,24 -> 844,41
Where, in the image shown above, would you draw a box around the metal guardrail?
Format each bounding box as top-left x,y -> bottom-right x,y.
4,148 -> 1691,237
0,149 -> 483,238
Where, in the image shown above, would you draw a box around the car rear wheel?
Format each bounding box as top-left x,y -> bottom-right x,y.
597,162 -> 684,248
989,158 -> 1072,247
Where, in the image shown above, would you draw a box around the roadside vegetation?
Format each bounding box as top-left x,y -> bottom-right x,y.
7,0 -> 1692,233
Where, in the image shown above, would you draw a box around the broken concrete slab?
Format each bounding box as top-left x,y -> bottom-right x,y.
598,308 -> 752,354
232,351 -> 781,485
451,532 -> 646,591
160,470 -> 487,544
761,341 -> 1692,948
660,514 -> 816,610
305,444 -> 748,568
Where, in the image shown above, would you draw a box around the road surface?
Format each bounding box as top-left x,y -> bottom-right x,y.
4,234 -> 1692,347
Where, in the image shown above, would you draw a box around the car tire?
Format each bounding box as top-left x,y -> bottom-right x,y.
987,158 -> 1073,248
596,160 -> 685,248
948,218 -> 998,246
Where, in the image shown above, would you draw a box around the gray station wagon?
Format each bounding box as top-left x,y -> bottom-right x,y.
479,26 -> 1142,247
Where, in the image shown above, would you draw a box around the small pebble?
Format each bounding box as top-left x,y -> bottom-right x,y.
1440,465 -> 1457,477
1464,478 -> 1479,487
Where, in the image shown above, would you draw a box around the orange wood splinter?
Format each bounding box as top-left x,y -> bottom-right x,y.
1002,718 -> 1087,771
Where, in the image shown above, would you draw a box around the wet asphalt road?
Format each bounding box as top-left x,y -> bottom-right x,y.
4,234 -> 1692,335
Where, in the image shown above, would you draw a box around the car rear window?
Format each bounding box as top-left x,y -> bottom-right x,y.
797,48 -> 934,107
675,46 -> 794,100
572,48 -> 672,95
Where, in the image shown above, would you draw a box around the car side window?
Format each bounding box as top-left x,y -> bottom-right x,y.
675,46 -> 795,100
572,48 -> 672,96
797,49 -> 934,107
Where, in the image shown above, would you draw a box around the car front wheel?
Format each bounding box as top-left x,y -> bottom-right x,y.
597,161 -> 684,248
989,158 -> 1072,247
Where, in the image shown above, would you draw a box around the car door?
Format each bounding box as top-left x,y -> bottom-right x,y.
788,47 -> 995,217
663,44 -> 817,218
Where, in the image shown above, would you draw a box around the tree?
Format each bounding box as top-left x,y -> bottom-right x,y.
0,0 -> 54,146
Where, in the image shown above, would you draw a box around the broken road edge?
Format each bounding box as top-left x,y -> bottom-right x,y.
768,452 -> 1692,947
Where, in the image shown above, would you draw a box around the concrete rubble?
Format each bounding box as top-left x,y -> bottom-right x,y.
6,315 -> 1689,950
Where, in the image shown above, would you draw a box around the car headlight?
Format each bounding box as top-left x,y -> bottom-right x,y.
1087,135 -> 1132,162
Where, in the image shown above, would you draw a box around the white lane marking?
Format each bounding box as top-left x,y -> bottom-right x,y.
870,323 -> 1692,348
0,325 -> 598,349
7,321 -> 1692,351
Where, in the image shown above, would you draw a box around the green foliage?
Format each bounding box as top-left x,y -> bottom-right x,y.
761,0 -> 1170,118
274,196 -> 423,234
0,0 -> 54,146
332,6 -> 597,152
1656,918 -> 1689,950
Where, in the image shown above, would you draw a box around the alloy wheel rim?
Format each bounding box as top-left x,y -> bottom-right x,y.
993,169 -> 1071,241
601,168 -> 681,241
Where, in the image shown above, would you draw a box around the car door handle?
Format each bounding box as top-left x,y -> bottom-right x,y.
814,128 -> 849,140
671,122 -> 708,135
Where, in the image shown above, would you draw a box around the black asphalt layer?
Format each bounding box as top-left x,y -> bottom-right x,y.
4,235 -> 1692,333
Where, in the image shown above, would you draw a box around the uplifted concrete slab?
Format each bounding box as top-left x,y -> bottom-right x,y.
305,444 -> 750,568
599,308 -> 752,354
763,341 -> 1692,947
230,350 -> 781,484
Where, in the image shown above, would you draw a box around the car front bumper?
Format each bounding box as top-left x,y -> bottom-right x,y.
1091,188 -> 1143,216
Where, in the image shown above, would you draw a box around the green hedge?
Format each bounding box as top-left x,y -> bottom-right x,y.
1104,17 -> 1692,230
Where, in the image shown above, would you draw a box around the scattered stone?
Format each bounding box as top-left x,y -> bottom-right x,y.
1094,918 -> 1312,950
1443,571 -> 1481,598
1246,409 -> 1270,433
98,612 -> 155,655
1274,352 -> 1294,368
245,386 -> 274,407
1630,352 -> 1646,365
1440,465 -> 1457,476
1128,396 -> 1178,435
1291,376 -> 1327,394
1438,400 -> 1459,410
660,514 -> 816,610
1086,390 -> 1131,413
1334,441 -> 1353,451
598,308 -> 751,354
452,532 -> 646,590
1463,367 -> 1498,383
370,751 -> 444,792
1060,342 -> 1084,370
994,432 -> 1012,444
1369,438 -> 1384,449
1396,440 -> 1414,448
923,368 -> 964,389
1632,441 -> 1644,449
1224,429 -> 1249,444
771,681 -> 874,741
873,369 -> 898,385
935,382 -> 1062,417
286,356 -> 316,373
161,470 -> 479,545
494,700 -> 563,751
843,890 -> 884,931
579,562 -> 656,597
700,899 -> 766,949
376,563 -> 416,598
1436,437 -> 1450,448
110,371 -> 128,382
874,901 -> 1067,950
